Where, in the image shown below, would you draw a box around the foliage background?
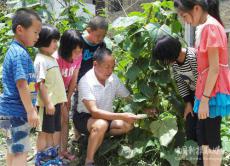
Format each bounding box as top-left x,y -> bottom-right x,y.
0,0 -> 230,165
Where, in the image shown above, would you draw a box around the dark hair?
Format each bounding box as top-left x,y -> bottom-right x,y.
207,0 -> 223,25
93,47 -> 112,63
174,0 -> 223,25
12,8 -> 41,33
34,24 -> 60,48
58,29 -> 83,61
153,35 -> 181,64
87,16 -> 108,31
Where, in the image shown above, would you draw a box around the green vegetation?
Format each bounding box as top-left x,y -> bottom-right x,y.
0,0 -> 229,165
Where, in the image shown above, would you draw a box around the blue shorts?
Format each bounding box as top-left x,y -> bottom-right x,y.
0,116 -> 31,154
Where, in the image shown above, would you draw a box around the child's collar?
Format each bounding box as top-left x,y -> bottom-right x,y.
12,39 -> 28,52
82,31 -> 98,47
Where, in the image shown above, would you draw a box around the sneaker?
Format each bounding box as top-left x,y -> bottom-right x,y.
45,146 -> 59,158
34,152 -> 47,166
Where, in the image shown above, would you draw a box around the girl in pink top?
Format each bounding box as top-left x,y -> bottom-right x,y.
54,29 -> 83,160
174,0 -> 230,166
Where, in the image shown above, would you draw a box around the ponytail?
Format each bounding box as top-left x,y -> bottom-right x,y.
207,0 -> 223,26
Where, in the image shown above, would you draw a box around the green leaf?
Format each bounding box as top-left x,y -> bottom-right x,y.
118,141 -> 145,159
139,82 -> 154,98
126,65 -> 141,82
144,23 -> 159,42
122,104 -> 133,113
98,138 -> 121,156
114,34 -> 125,44
112,16 -> 143,28
160,149 -> 180,166
133,94 -> 147,103
104,37 -> 113,50
222,136 -> 230,152
182,140 -> 199,165
150,113 -> 178,146
151,69 -> 171,85
171,20 -> 182,33
157,24 -> 172,39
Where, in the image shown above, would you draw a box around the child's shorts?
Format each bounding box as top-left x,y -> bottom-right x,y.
37,104 -> 61,133
0,116 -> 31,154
196,116 -> 222,149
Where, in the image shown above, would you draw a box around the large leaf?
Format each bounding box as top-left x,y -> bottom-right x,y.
98,138 -> 122,156
144,23 -> 159,42
118,144 -> 144,159
151,69 -> 171,85
112,16 -> 143,28
139,82 -> 155,98
150,113 -> 178,146
126,65 -> 141,82
118,139 -> 150,160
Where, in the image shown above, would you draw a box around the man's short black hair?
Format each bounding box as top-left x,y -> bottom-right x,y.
153,35 -> 181,64
93,47 -> 112,63
58,29 -> 83,61
35,24 -> 60,48
12,8 -> 41,33
87,16 -> 108,31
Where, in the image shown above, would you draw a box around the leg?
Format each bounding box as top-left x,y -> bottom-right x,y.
61,104 -> 69,152
202,145 -> 209,166
71,92 -> 81,140
36,132 -> 47,151
6,150 -> 13,166
11,152 -> 27,166
109,120 -> 133,136
208,147 -> 222,166
197,118 -> 208,166
53,131 -> 61,147
53,104 -> 61,148
206,117 -> 222,166
46,133 -> 54,148
86,118 -> 109,164
8,118 -> 31,166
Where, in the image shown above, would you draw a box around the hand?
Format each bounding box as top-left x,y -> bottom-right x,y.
122,112 -> 139,124
45,102 -> 55,115
198,97 -> 209,119
27,108 -> 39,128
184,102 -> 194,120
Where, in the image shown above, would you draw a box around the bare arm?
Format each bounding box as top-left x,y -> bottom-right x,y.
66,68 -> 79,110
39,80 -> 55,115
203,47 -> 219,98
83,100 -> 139,124
198,47 -> 219,119
17,79 -> 39,127
67,69 -> 79,101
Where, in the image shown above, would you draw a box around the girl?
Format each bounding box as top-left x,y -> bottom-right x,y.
34,25 -> 67,165
53,29 -> 83,160
174,0 -> 230,166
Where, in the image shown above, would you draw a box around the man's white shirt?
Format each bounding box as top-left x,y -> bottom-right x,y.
77,68 -> 130,114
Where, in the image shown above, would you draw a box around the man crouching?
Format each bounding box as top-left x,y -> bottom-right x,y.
73,48 -> 139,166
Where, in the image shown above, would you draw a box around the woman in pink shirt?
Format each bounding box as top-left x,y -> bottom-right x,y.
54,29 -> 83,160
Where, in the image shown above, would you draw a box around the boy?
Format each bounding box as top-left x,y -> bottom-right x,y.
153,35 -> 203,166
0,8 -> 41,166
